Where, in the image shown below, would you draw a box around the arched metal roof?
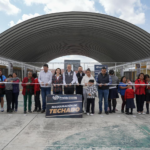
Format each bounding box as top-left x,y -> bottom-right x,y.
0,11 -> 150,66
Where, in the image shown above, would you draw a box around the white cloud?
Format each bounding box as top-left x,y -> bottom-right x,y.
0,0 -> 20,15
24,0 -> 97,13
9,13 -> 40,27
9,20 -> 15,27
99,0 -> 145,24
23,0 -> 146,25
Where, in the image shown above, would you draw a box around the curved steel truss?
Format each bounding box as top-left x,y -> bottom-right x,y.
0,12 -> 150,66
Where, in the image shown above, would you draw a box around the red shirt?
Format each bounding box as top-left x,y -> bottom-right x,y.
124,89 -> 135,100
34,78 -> 40,94
135,79 -> 146,95
21,77 -> 34,95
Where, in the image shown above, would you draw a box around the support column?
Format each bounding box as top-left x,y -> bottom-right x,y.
33,68 -> 36,73
146,62 -> 148,74
136,63 -> 141,77
21,63 -> 24,80
115,63 -> 116,76
24,66 -> 27,78
120,66 -> 124,77
8,62 -> 13,75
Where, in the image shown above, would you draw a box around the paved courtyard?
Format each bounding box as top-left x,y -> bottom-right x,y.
0,93 -> 150,150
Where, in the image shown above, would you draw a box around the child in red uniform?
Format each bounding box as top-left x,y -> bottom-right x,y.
124,84 -> 135,115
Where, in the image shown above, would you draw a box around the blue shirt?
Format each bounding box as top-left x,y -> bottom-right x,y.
119,82 -> 127,96
0,75 -> 6,88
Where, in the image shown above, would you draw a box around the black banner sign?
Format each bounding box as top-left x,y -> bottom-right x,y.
46,95 -> 82,118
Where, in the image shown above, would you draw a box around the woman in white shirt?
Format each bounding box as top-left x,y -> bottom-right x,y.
81,68 -> 96,113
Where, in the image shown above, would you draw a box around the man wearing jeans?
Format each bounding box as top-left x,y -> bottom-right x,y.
97,67 -> 111,115
38,64 -> 52,113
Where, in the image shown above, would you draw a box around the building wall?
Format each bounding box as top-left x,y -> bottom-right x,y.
0,65 -> 8,77
64,60 -> 80,71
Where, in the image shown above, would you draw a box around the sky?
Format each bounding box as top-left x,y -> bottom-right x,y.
0,0 -> 150,63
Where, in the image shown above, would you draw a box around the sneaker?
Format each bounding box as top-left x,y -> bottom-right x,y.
1,108 -> 4,112
87,113 -> 89,115
90,113 -> 94,116
115,109 -> 118,111
15,109 -> 17,112
84,111 -> 86,114
142,112 -> 145,115
138,113 -> 141,115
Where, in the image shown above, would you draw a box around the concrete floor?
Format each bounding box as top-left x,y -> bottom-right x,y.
0,94 -> 150,150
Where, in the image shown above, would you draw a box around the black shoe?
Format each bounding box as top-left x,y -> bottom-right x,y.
121,110 -> 124,113
24,111 -> 26,114
109,111 -> 112,113
112,110 -> 115,113
129,112 -> 133,115
33,109 -> 37,112
98,111 -> 102,114
146,111 -> 149,114
28,111 -> 32,113
9,110 -> 13,113
105,112 -> 109,115
126,112 -> 129,115
37,109 -> 41,112
41,110 -> 45,113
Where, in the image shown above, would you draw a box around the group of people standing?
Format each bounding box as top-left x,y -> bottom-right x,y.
0,64 -> 150,115
0,70 -> 20,113
119,73 -> 150,115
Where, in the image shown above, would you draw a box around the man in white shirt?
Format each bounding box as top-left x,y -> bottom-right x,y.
38,64 -> 52,113
63,64 -> 78,94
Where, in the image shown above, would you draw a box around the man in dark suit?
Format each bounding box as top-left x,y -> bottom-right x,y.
76,66 -> 85,109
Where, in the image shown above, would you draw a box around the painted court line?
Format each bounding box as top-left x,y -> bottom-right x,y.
1,114 -> 37,150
